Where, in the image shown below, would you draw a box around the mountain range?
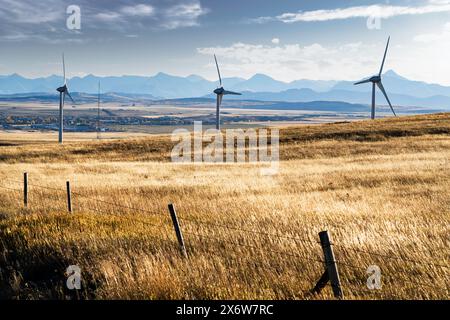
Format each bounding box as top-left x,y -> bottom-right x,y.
1,70 -> 450,109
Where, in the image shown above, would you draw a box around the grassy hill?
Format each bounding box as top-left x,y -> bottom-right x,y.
0,113 -> 449,299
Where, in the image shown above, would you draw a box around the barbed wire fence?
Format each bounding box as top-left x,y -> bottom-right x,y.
0,173 -> 449,299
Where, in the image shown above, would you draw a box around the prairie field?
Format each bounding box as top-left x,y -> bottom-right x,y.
0,113 -> 449,300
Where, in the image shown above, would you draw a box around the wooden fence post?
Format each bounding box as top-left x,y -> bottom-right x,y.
312,230 -> 344,299
168,203 -> 187,258
66,181 -> 72,213
23,172 -> 28,207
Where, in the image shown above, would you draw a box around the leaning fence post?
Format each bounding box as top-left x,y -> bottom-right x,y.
66,181 -> 72,213
168,203 -> 187,258
23,172 -> 28,207
312,230 -> 344,299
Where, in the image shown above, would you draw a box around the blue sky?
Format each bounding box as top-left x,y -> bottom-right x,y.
1,0 -> 450,85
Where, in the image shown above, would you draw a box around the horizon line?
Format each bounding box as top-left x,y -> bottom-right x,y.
0,69 -> 429,86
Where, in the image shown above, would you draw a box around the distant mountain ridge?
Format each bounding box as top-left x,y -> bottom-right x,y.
217,89 -> 450,109
1,70 -> 450,108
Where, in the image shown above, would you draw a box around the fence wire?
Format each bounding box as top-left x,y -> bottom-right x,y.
1,175 -> 449,299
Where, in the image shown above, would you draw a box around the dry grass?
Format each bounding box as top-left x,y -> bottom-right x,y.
0,113 -> 449,300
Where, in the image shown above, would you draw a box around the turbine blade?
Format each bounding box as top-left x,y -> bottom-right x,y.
62,53 -> 66,85
379,36 -> 390,76
223,90 -> 241,96
377,82 -> 397,116
66,90 -> 75,104
354,78 -> 371,85
214,54 -> 222,87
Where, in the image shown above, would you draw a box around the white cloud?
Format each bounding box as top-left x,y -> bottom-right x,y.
197,37 -> 450,86
198,41 -> 377,82
120,4 -> 155,17
93,1 -> 207,30
162,2 -> 208,30
414,21 -> 450,42
1,32 -> 29,41
95,12 -> 122,22
253,2 -> 450,24
428,0 -> 450,4
0,0 -> 61,24
0,0 -> 208,41
404,21 -> 450,83
95,4 -> 155,22
271,38 -> 280,44
0,0 -> 84,42
0,0 -> 210,43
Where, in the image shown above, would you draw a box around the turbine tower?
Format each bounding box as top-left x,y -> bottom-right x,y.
56,53 -> 75,144
213,54 -> 241,130
354,36 -> 397,119
97,81 -> 101,140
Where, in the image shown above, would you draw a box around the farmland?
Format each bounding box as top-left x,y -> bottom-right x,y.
0,113 -> 449,299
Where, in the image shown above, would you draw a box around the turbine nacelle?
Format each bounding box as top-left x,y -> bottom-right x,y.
57,84 -> 67,93
353,75 -> 381,85
214,87 -> 225,95
369,75 -> 381,83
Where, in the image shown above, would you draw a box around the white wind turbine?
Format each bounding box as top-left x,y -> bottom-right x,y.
354,36 -> 397,119
56,53 -> 75,143
213,54 -> 241,130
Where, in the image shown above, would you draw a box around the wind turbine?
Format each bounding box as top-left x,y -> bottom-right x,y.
56,53 -> 75,144
213,54 -> 241,130
354,36 -> 397,119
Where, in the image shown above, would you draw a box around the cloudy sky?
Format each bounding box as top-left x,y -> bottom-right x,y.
1,0 -> 450,85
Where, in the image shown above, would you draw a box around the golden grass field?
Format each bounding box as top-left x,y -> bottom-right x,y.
0,113 -> 449,300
